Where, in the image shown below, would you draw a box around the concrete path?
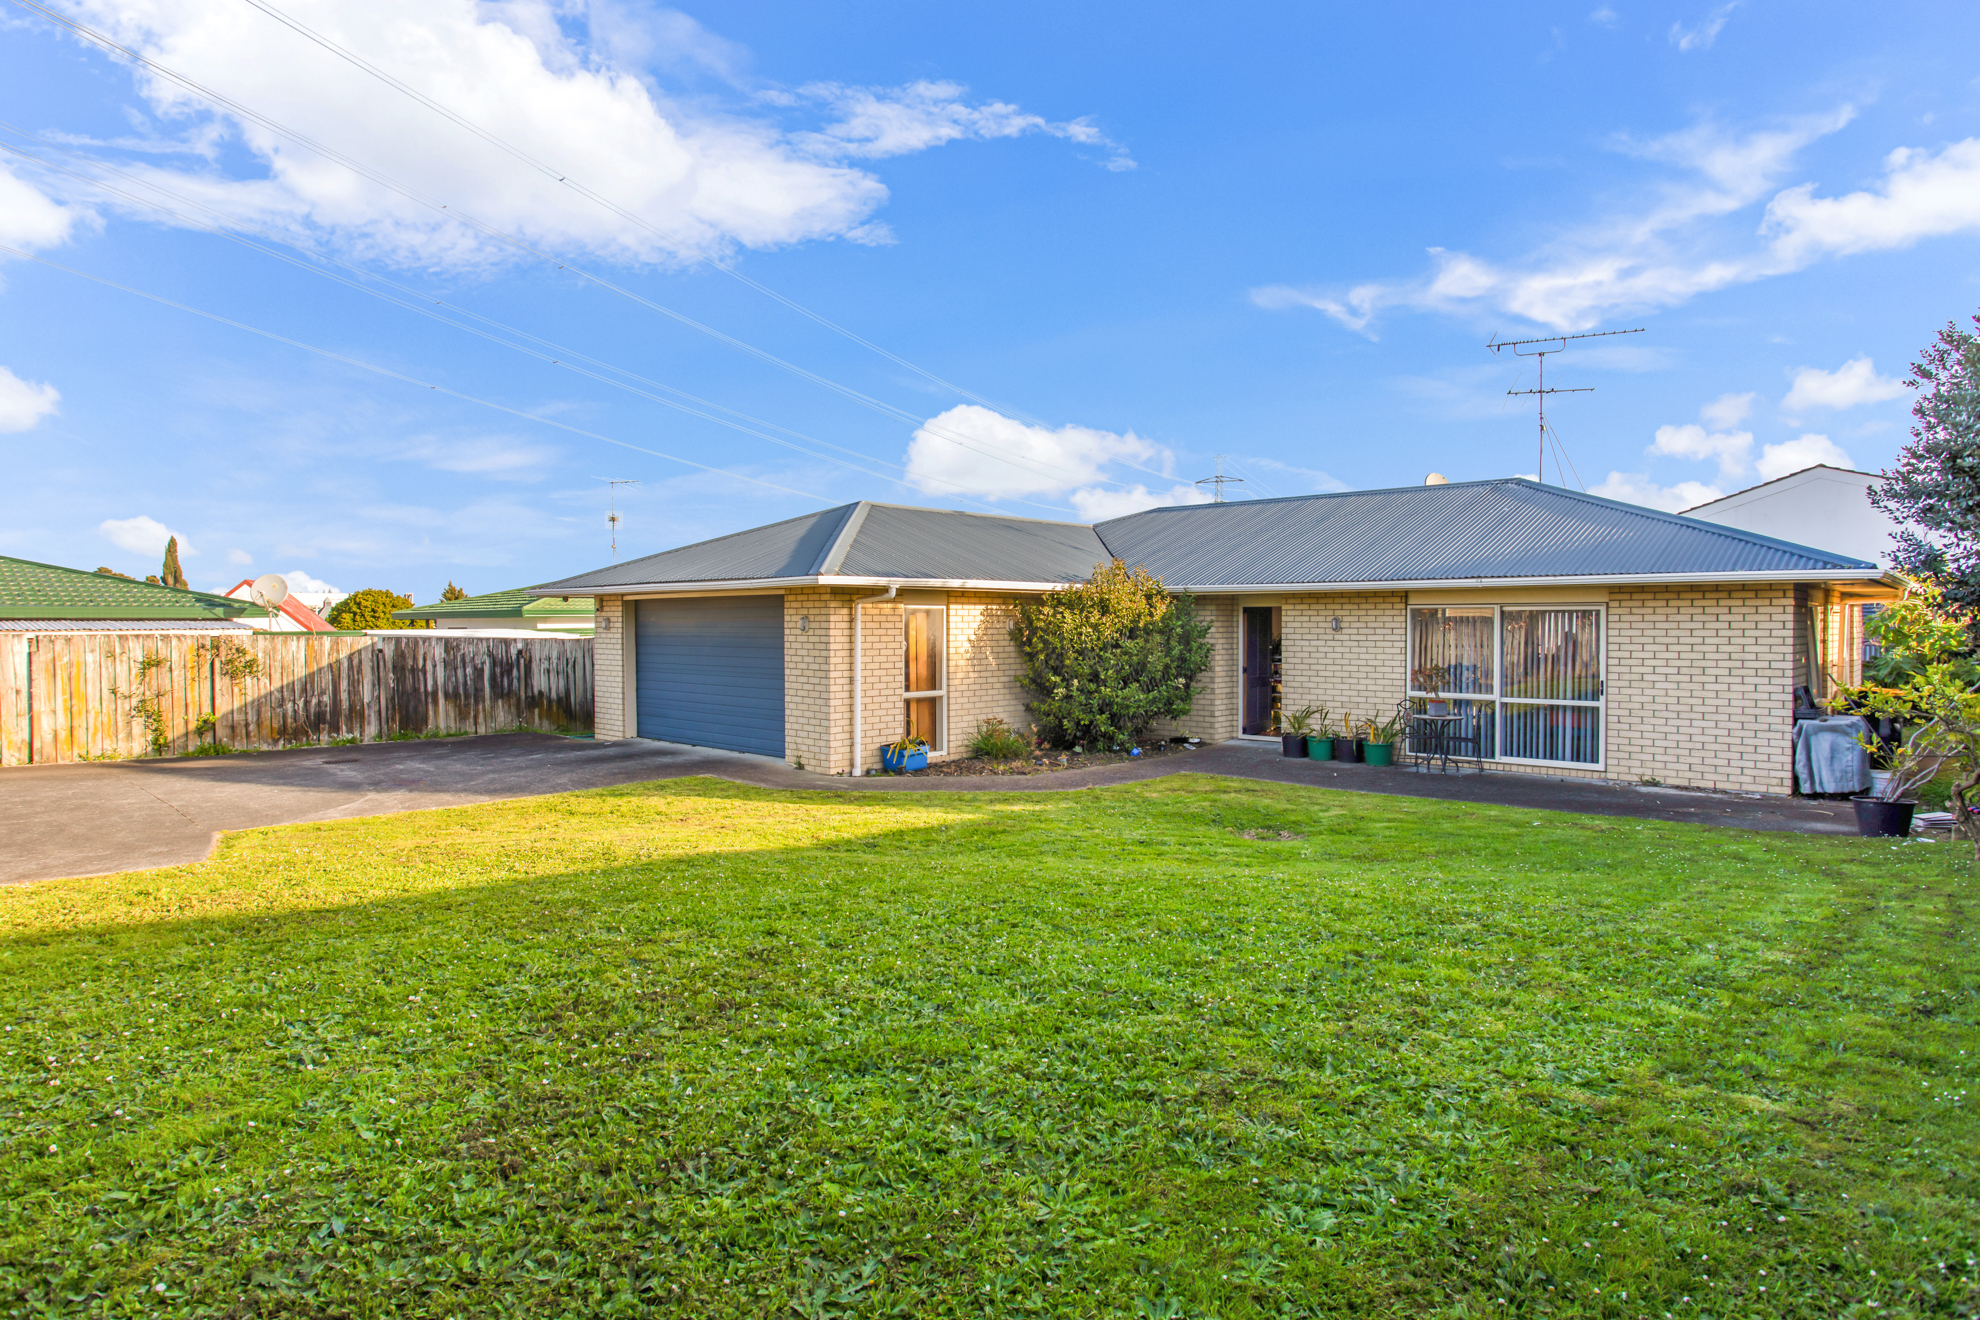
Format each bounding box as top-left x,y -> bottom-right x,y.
0,733 -> 1857,886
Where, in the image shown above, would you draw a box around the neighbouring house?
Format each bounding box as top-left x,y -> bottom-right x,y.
222,578 -> 334,632
1682,465 -> 1912,686
2,556 -> 257,632
535,478 -> 1897,795
392,585 -> 597,634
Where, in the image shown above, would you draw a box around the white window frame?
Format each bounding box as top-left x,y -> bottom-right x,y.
1405,603 -> 1607,772
903,605 -> 947,754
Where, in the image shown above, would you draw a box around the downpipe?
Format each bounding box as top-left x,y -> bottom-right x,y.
850,585 -> 898,775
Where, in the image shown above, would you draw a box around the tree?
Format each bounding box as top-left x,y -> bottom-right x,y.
1009,559 -> 1213,750
159,537 -> 188,590
1872,312 -> 1980,622
326,589 -> 430,631
441,581 -> 470,601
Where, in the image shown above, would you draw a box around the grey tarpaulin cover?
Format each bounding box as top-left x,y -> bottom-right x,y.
1793,715 -> 1872,795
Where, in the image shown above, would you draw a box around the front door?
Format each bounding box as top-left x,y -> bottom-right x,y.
1242,606 -> 1275,735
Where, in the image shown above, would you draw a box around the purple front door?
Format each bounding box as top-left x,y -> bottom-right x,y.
1242,607 -> 1274,735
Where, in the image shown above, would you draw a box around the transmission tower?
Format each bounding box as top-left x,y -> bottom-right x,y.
1194,455 -> 1244,503
1488,328 -> 1643,487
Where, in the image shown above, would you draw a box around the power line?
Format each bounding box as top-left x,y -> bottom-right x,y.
9,0 -> 1161,500
0,241 -> 843,504
0,126 -> 1077,514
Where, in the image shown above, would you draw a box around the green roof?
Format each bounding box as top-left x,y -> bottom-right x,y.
0,556 -> 255,620
393,586 -> 597,622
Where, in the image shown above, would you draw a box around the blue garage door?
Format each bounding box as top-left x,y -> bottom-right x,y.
635,596 -> 785,756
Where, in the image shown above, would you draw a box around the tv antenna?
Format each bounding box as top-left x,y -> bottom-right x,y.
247,572 -> 288,631
1194,455 -> 1244,503
595,477 -> 640,558
1488,328 -> 1643,487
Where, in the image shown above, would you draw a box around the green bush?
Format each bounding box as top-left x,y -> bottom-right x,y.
967,717 -> 1031,761
327,589 -> 430,631
1009,558 -> 1213,750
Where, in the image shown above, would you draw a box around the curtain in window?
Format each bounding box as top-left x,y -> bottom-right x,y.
1408,607 -> 1495,695
1499,608 -> 1600,763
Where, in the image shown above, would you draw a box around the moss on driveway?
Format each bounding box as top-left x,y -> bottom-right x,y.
2,774 -> 1975,1317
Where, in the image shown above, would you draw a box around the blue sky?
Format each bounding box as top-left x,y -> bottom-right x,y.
2,0 -> 1977,605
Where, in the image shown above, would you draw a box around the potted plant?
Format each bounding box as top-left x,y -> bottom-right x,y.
1364,711 -> 1405,767
880,734 -> 929,773
1411,665 -> 1450,717
1292,705 -> 1331,760
1277,705 -> 1316,758
1332,707 -> 1362,762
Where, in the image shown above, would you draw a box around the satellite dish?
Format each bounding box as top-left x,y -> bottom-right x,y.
249,573 -> 289,611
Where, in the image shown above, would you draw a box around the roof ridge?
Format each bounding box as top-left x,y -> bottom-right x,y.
857,500 -> 1095,529
1090,476 -> 1528,526
815,502 -> 870,575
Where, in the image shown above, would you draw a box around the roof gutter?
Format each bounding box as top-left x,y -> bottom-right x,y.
530,566 -> 1892,599
851,585 -> 898,776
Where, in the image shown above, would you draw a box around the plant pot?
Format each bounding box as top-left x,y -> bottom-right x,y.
1333,737 -> 1362,763
1364,741 -> 1394,767
1306,736 -> 1332,760
1279,733 -> 1307,758
1852,797 -> 1917,838
1870,770 -> 1894,799
880,746 -> 928,772
1424,699 -> 1450,717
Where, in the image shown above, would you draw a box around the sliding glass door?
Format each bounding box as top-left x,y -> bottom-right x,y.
1407,605 -> 1605,768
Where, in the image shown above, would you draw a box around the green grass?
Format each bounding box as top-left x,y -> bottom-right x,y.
2,776 -> 1975,1319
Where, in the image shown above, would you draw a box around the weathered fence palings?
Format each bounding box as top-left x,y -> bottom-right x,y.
0,632 -> 592,766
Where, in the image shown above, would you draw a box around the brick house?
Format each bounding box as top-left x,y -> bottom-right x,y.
536,478 -> 1894,794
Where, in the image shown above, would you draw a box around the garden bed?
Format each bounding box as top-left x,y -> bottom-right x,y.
883,738 -> 1203,777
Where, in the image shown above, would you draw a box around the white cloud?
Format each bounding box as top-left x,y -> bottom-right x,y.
1699,391 -> 1754,430
0,366 -> 61,431
405,434 -> 558,478
1070,483 -> 1210,522
99,514 -> 192,558
1588,6 -> 1619,27
1254,109 -> 1980,334
277,568 -> 343,601
1781,356 -> 1910,412
904,404 -> 1188,516
227,548 -> 253,564
1591,472 -> 1724,511
797,81 -> 1134,171
0,161 -> 92,254
1766,140 -> 1980,263
1756,433 -> 1853,481
1669,3 -> 1736,51
1649,422 -> 1752,479
44,0 -> 1123,268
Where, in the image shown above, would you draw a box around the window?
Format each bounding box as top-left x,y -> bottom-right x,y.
904,606 -> 946,752
1408,605 -> 1604,766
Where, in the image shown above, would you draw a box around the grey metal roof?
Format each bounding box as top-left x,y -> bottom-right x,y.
538,505 -> 859,590
537,479 -> 1878,595
835,505 -> 1108,583
1093,478 -> 1877,585
539,502 -> 1107,591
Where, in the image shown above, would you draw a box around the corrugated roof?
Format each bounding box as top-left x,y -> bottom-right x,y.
395,585 -> 597,621
1,557 -> 256,619
834,505 -> 1108,582
1094,479 -> 1877,585
538,505 -> 859,590
0,618 -> 251,632
536,479 -> 1878,595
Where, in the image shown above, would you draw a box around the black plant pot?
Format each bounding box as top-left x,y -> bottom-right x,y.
1852,797 -> 1917,838
1280,734 -> 1308,758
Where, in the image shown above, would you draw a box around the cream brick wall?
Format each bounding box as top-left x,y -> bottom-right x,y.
783,586 -> 849,773
1146,594 -> 1238,742
1248,583 -> 1800,794
1279,592 -> 1410,737
944,592 -> 1032,754
593,595 -> 630,741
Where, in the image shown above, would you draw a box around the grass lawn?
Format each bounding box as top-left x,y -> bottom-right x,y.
2,774 -> 1976,1318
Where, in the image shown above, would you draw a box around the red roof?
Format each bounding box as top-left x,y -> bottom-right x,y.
224,580 -> 335,632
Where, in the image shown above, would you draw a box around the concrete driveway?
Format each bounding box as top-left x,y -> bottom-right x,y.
1,733 -> 1858,886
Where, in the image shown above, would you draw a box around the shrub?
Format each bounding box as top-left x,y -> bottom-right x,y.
967,717 -> 1031,761
327,589 -> 430,631
1009,559 -> 1213,750
442,581 -> 470,601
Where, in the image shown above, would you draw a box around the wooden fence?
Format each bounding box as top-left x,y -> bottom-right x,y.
0,631 -> 592,766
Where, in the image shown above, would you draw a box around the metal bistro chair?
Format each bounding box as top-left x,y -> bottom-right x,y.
1395,698 -> 1487,776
